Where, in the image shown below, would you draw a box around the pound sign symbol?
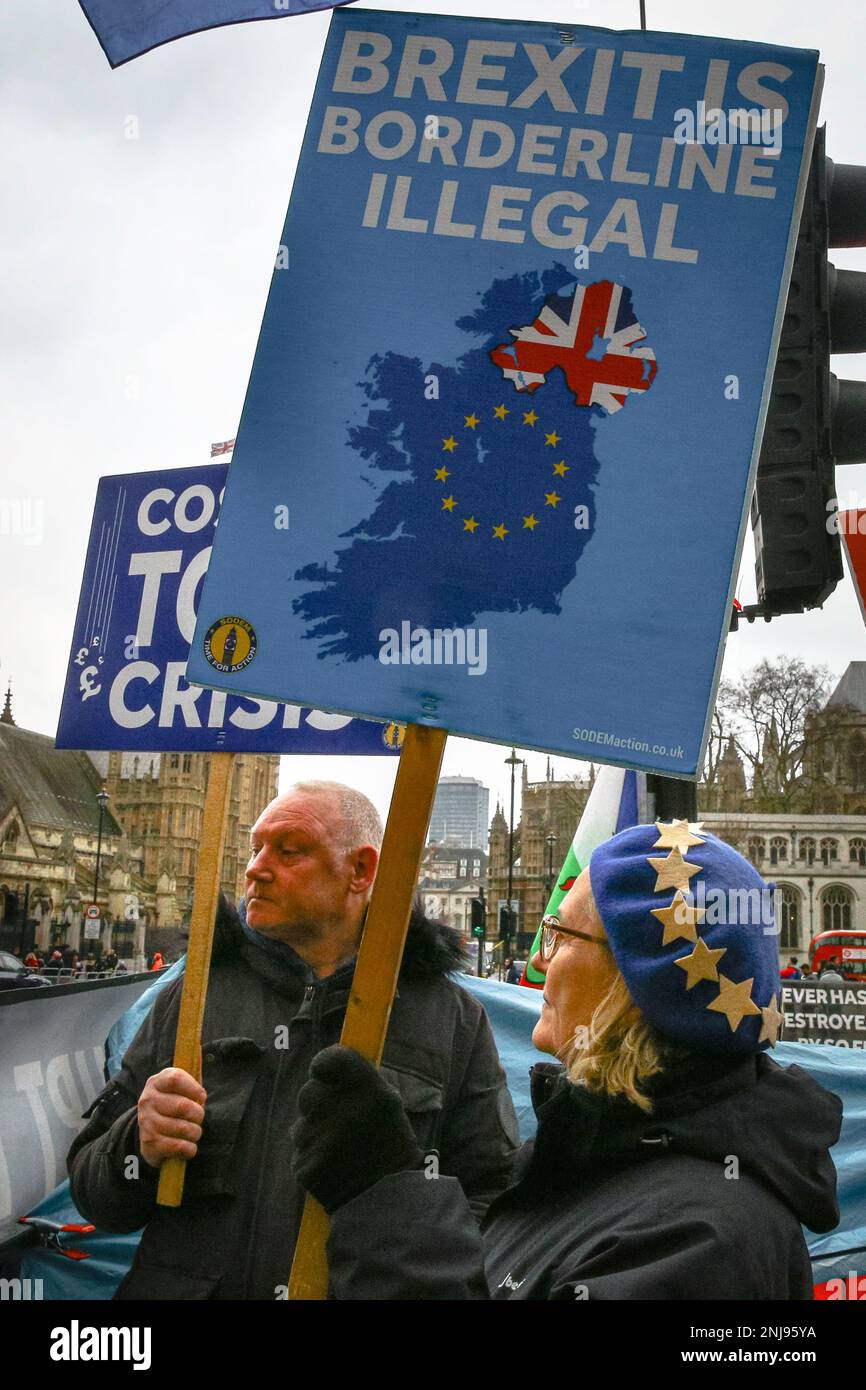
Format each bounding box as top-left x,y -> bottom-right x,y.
74,647 -> 89,667
79,666 -> 102,701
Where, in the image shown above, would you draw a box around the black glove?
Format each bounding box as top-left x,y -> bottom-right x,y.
291,1045 -> 424,1214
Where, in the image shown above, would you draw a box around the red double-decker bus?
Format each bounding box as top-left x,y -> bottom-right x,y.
808,930 -> 866,980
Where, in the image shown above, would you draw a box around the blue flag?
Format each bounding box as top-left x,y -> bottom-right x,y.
79,0 -> 357,68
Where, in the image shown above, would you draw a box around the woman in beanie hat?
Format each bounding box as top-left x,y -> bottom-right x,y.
292,822 -> 842,1300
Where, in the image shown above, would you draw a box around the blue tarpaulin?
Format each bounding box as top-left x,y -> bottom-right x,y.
8,972 -> 865,1298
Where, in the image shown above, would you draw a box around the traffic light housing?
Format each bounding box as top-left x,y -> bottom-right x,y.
470,897 -> 485,939
752,126 -> 866,613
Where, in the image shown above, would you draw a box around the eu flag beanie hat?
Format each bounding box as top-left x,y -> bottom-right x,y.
589,821 -> 782,1053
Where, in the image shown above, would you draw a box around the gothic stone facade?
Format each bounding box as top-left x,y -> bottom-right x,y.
0,706 -> 278,965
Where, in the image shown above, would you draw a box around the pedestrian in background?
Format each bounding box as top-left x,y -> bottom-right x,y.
819,961 -> 845,984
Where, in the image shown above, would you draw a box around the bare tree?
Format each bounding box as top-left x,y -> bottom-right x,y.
702,701 -> 728,788
716,657 -> 834,806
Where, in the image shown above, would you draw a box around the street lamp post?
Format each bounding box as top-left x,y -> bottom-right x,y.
93,789 -> 109,917
17,882 -> 30,957
546,832 -> 557,900
504,748 -> 524,960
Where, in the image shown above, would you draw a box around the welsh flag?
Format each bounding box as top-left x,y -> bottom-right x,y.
520,767 -> 646,987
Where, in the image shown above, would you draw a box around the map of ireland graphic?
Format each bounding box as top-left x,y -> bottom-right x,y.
293,264 -> 657,662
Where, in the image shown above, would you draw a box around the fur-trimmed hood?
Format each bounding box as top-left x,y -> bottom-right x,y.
212,892 -> 466,980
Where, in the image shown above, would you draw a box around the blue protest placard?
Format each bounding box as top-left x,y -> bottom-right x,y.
187,10 -> 822,777
55,465 -> 402,754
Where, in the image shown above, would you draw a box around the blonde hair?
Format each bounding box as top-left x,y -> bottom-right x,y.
564,891 -> 680,1112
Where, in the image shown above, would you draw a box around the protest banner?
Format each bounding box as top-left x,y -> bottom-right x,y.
55,464 -> 403,756
781,981 -> 866,1047
0,974 -> 156,1242
188,10 -> 821,781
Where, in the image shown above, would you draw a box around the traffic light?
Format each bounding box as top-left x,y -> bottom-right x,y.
751,126 -> 866,614
470,897 -> 485,939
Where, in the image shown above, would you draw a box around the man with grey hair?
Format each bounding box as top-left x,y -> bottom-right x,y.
68,780 -> 519,1300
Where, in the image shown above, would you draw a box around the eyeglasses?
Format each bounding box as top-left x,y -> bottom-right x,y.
538,913 -> 610,963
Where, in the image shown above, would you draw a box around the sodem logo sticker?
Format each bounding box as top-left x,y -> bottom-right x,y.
203,616 -> 257,674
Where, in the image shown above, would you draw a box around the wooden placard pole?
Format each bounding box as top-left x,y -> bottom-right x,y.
287,722 -> 447,1299
157,750 -> 236,1208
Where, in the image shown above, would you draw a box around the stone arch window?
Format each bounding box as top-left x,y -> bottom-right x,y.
819,838 -> 839,866
822,885 -> 853,933
850,838 -> 866,868
746,836 -> 765,867
799,837 -> 817,866
777,885 -> 802,951
3,821 -> 19,850
851,734 -> 866,791
170,754 -> 179,769
182,754 -> 192,774
769,836 -> 788,866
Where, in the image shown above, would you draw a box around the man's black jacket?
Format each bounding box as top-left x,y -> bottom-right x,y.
66,897 -> 519,1300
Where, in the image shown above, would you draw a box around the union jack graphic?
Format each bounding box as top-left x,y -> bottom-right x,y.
210,438 -> 236,457
490,280 -> 657,415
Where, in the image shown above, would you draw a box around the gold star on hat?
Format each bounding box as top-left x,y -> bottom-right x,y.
653,820 -> 705,852
758,993 -> 783,1047
651,890 -> 705,946
674,937 -> 726,990
707,974 -> 761,1032
647,848 -> 702,894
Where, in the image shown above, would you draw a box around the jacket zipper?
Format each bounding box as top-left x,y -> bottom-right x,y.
241,980 -> 320,1299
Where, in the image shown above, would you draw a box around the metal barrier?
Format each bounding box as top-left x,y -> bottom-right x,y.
33,967 -> 126,984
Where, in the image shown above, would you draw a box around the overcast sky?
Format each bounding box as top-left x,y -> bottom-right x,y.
2,0 -> 865,823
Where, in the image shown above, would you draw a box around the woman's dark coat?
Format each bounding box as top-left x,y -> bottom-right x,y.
326,1051 -> 842,1299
